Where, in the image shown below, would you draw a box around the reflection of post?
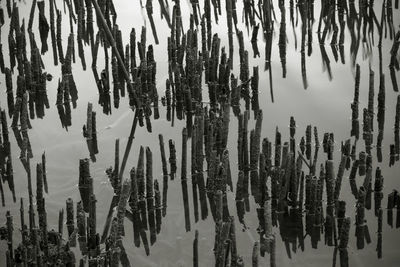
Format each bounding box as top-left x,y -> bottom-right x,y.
158,134 -> 169,217
129,168 -> 140,247
191,124 -> 199,222
193,230 -> 199,267
338,217 -> 350,267
377,208 -> 383,258
42,152 -> 48,194
137,146 -> 148,230
376,74 -> 386,162
6,211 -> 13,261
299,2 -> 308,89
0,173 -> 4,206
77,0 -> 86,70
91,0 -> 140,109
196,118 -> 208,221
181,128 -> 191,232
349,160 -> 359,199
387,190 -> 398,227
325,160 -> 335,246
394,96 -> 400,162
225,0 -> 233,69
351,64 -> 360,140
336,201 -> 346,235
146,147 -> 156,245
116,179 -> 131,237
389,32 -> 400,92
374,168 -> 384,216
364,164 -> 373,210
5,68 -> 14,118
235,171 -> 245,225
243,111 -> 250,211
355,187 -> 366,249
154,180 -> 162,234
311,127 -> 320,175
278,0 -> 286,78
338,0 -> 346,63
168,139 -> 177,180
334,155 -> 346,203
18,199 -> 25,251
396,191 -> 400,228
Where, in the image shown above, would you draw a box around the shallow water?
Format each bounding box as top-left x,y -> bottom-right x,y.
0,1 -> 400,266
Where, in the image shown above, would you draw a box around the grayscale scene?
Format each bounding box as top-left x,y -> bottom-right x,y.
0,0 -> 399,266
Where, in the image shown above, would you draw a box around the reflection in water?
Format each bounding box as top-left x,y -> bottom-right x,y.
0,0 -> 399,266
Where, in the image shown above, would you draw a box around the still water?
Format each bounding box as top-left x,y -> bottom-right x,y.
0,0 -> 400,266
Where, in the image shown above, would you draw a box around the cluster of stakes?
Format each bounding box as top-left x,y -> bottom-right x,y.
0,0 -> 400,266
